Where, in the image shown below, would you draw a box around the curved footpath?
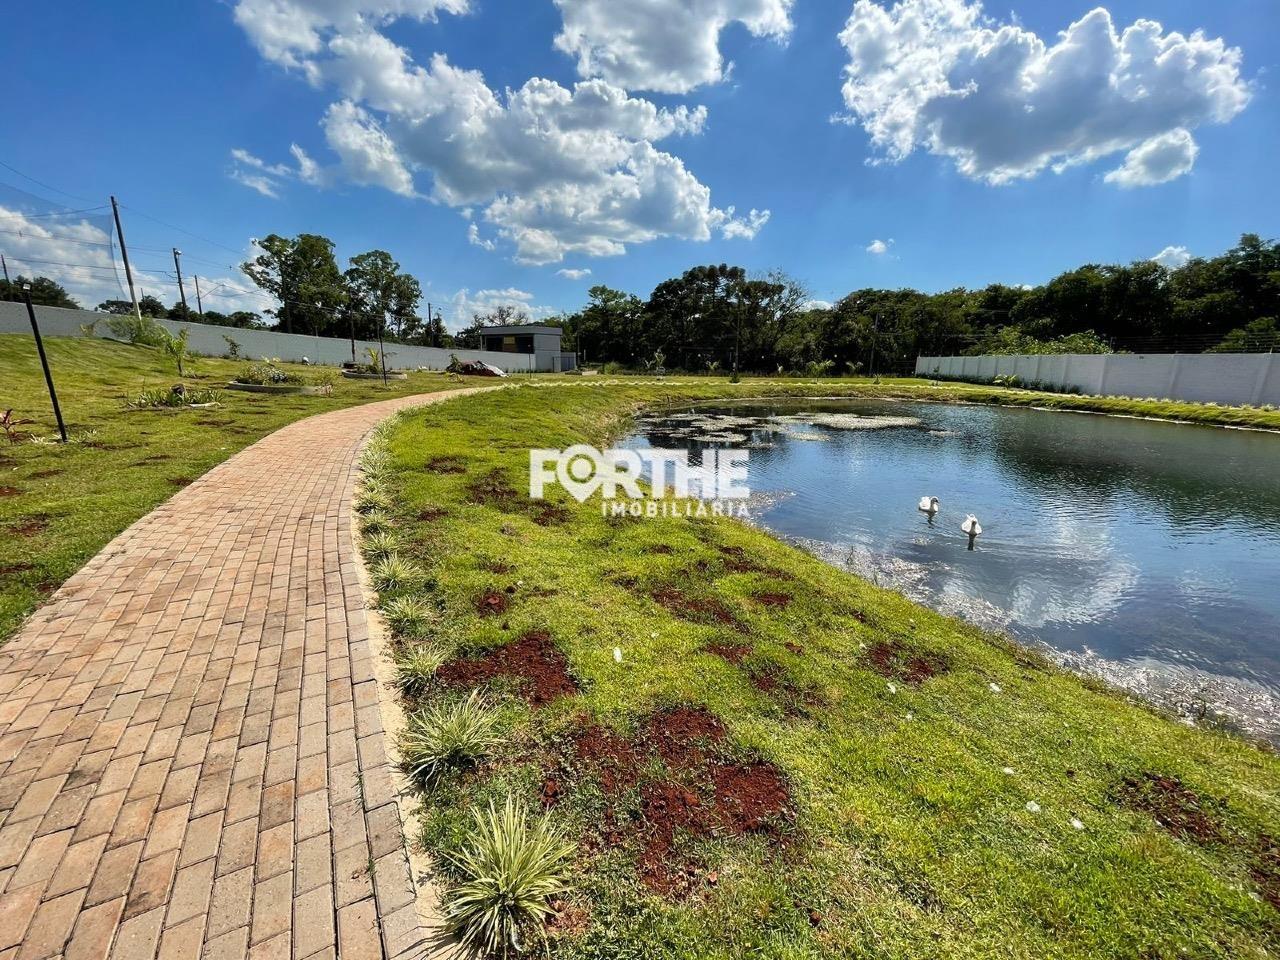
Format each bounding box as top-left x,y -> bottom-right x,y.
0,388 -> 491,960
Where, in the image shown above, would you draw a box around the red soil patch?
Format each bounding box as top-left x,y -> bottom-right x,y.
865,640 -> 949,686
651,585 -> 745,632
1252,836 -> 1280,910
1116,772 -> 1224,843
637,780 -> 712,895
416,506 -> 448,523
475,589 -> 509,616
707,642 -> 752,665
784,642 -> 804,655
572,724 -> 644,794
0,563 -> 35,577
167,476 -> 195,488
30,469 -> 62,479
484,561 -> 513,574
709,760 -> 792,834
530,501 -> 571,526
466,469 -> 519,505
133,454 -> 173,464
8,516 -> 49,537
437,631 -> 578,706
644,705 -> 728,771
426,455 -> 466,474
646,544 -> 674,555
754,592 -> 792,608
0,485 -> 19,497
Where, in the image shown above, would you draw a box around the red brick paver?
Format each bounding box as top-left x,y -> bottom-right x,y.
0,389 -> 485,960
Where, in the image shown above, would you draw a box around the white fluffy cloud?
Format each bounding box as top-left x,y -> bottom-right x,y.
0,206 -> 266,314
556,268 -> 592,280
445,286 -> 556,329
866,238 -> 893,255
1151,244 -> 1192,269
553,0 -> 793,93
838,0 -> 1250,186
1103,128 -> 1198,187
230,0 -> 769,263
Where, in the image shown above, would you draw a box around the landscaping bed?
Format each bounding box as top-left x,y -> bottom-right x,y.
361,383 -> 1280,959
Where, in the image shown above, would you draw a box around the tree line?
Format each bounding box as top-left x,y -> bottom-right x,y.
559,234 -> 1279,374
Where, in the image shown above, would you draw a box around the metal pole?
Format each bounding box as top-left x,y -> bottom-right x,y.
378,319 -> 388,386
2,253 -> 11,297
172,249 -> 188,314
111,196 -> 141,319
23,287 -> 68,443
194,275 -> 203,316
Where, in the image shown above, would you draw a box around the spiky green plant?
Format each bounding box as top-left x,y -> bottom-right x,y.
362,530 -> 398,561
359,509 -> 393,536
355,485 -> 392,514
381,595 -> 437,639
444,794 -> 575,956
371,553 -> 424,593
399,692 -> 500,784
395,643 -> 448,696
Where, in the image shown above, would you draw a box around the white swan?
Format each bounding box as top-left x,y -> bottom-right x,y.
961,514 -> 982,537
918,496 -> 940,515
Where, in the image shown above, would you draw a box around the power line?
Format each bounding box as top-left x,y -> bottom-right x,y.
0,206 -> 111,221
0,227 -> 113,247
0,160 -> 100,205
119,204 -> 245,256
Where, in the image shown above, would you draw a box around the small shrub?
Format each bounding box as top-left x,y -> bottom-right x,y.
127,386 -> 224,409
444,794 -> 575,956
371,553 -> 424,592
381,595 -> 437,638
355,486 -> 393,514
222,335 -> 242,359
235,359 -> 304,386
2,410 -> 35,444
105,314 -> 169,347
362,530 -> 398,560
395,643 -> 448,695
359,509 -> 393,535
400,692 -> 500,784
311,368 -> 338,396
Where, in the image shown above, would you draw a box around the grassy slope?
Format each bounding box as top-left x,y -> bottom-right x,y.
374,383 -> 1280,960
0,333 -> 462,641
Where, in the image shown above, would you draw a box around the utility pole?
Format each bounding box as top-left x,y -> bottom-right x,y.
868,313 -> 881,377
377,317 -> 388,387
193,275 -> 203,316
111,196 -> 141,319
172,249 -> 188,315
22,284 -> 68,443
1,253 -> 11,300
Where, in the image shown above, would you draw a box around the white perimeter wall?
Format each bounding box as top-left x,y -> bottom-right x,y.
0,301 -> 561,372
915,352 -> 1280,406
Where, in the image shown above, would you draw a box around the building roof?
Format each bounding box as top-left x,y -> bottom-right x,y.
481,324 -> 563,336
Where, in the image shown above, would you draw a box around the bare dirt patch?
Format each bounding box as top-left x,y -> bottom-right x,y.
753,592 -> 792,608
644,705 -> 728,771
1252,836 -> 1280,910
709,760 -> 792,834
466,469 -> 519,506
707,642 -> 753,666
426,455 -> 466,474
30,469 -> 62,479
475,589 -> 509,616
530,501 -> 572,526
651,585 -> 745,632
416,506 -> 448,523
0,485 -> 20,497
1115,772 -> 1225,844
167,476 -> 195,488
7,516 -> 49,537
865,639 -> 949,686
571,723 -> 645,794
437,631 -> 578,706
0,563 -> 35,577
645,544 -> 675,555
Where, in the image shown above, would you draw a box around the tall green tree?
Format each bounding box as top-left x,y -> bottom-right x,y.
1,275 -> 78,308
241,234 -> 346,335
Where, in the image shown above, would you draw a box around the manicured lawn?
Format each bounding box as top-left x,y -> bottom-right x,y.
0,333 -> 464,642
368,383 -> 1280,959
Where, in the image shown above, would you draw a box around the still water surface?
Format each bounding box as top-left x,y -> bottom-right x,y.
623,398 -> 1280,738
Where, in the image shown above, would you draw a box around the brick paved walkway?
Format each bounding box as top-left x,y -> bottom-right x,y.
0,389 -> 486,960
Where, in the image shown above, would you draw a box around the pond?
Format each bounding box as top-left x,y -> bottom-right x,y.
622,398 -> 1280,741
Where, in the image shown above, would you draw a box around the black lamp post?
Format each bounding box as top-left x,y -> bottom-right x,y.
23,285 -> 68,443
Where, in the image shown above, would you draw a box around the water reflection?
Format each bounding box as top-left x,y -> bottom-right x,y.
622,398 -> 1280,739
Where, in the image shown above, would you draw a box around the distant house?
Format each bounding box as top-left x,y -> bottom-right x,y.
480,324 -> 577,372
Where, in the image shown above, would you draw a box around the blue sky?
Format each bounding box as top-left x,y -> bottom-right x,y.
3,0 -> 1278,326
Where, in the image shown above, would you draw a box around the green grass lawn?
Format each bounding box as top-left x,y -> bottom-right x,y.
366,383 -> 1280,959
0,333 -> 465,641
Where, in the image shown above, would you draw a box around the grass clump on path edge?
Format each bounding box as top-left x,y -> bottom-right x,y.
363,382 -> 1280,960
